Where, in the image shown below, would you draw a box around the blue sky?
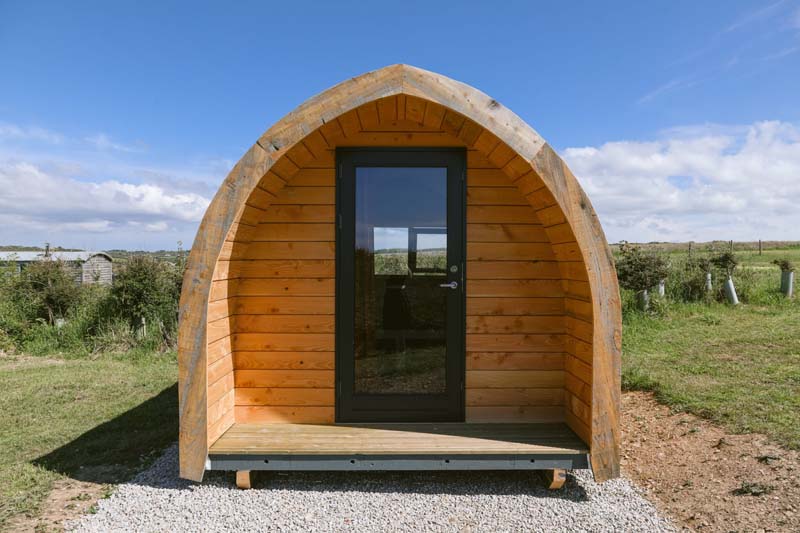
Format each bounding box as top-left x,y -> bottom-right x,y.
1,0 -> 799,250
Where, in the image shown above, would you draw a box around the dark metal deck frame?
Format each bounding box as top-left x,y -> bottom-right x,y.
208,452 -> 589,472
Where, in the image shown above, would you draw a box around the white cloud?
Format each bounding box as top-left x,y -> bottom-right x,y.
0,160 -> 210,237
84,133 -> 143,152
562,120 -> 800,243
0,122 -> 64,144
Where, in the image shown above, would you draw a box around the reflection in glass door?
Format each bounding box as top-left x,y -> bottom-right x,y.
336,149 -> 465,422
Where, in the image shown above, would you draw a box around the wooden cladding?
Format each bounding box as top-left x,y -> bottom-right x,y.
208,95 -> 592,429
464,165 -> 568,423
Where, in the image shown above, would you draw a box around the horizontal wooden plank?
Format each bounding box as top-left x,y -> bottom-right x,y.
207,409 -> 234,447
466,352 -> 564,371
536,204 -> 567,227
466,388 -> 564,407
234,315 -> 335,333
222,260 -> 335,279
245,187 -> 276,211
259,205 -> 335,223
466,333 -> 564,353
207,335 -> 233,365
208,390 -> 235,427
467,169 -> 515,187
209,280 -> 235,302
250,223 -> 334,242
545,223 -> 576,244
208,353 -> 233,385
466,261 -> 561,279
210,422 -> 588,455
561,262 -> 589,282
565,392 -> 591,427
564,407 -> 591,444
207,299 -> 232,322
565,354 -> 592,385
234,406 -> 335,424
336,131 -> 466,147
208,372 -> 234,406
566,316 -> 593,344
551,242 -> 583,262
466,316 -> 565,334
565,298 -> 593,322
236,278 -> 334,297
235,387 -> 334,406
233,333 -> 334,352
466,370 -> 564,388
233,242 -> 335,260
467,279 -> 564,298
564,280 -> 592,301
566,336 -> 593,365
467,243 -> 556,261
234,369 -> 335,388
465,406 -> 564,423
287,168 -> 334,186
207,317 -> 231,344
467,297 -> 564,316
467,205 -> 540,224
233,296 -> 334,315
466,223 -> 547,243
233,351 -> 335,370
565,373 -> 592,405
466,187 -> 528,205
272,186 -> 334,205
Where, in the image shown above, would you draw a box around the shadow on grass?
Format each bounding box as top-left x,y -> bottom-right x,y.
33,383 -> 178,485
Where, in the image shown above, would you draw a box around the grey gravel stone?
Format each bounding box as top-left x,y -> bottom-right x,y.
70,444 -> 675,532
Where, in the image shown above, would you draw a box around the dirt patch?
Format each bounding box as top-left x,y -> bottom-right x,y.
5,478 -> 110,532
622,391 -> 800,532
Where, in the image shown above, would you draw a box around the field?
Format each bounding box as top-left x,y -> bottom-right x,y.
0,242 -> 798,529
0,351 -> 177,529
620,242 -> 800,448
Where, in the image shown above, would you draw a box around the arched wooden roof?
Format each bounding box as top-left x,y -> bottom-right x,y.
179,64 -> 621,482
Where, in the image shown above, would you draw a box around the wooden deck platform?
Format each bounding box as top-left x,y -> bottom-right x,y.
208,423 -> 589,472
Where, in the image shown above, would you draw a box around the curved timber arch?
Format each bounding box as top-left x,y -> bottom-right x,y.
179,64 -> 621,482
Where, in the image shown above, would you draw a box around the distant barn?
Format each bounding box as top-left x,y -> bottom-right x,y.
0,250 -> 113,285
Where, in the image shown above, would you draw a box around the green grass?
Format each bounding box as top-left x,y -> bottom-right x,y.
0,351 -> 177,529
623,297 -> 800,449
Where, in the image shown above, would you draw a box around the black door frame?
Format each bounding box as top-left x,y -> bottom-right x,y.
335,147 -> 466,423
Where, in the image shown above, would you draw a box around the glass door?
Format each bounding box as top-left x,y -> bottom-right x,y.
336,149 -> 465,422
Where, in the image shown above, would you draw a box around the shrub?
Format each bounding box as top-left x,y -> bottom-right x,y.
711,251 -> 738,277
666,255 -> 712,303
11,259 -> 80,324
110,256 -> 180,345
615,242 -> 670,293
772,258 -> 795,272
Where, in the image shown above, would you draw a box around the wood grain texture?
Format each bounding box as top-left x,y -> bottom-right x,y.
179,64 -> 619,482
210,422 -> 588,455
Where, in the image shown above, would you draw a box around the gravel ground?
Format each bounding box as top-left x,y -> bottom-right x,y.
70,445 -> 675,532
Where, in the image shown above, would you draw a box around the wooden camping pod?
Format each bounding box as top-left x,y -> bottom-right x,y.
179,64 -> 621,483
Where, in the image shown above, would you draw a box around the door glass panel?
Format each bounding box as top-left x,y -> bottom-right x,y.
354,167 -> 447,394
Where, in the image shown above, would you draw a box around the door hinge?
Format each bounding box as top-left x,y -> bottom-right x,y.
338,214 -> 342,229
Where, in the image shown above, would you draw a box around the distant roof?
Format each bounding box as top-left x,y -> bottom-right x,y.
0,251 -> 112,262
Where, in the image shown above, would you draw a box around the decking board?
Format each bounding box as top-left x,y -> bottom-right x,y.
209,422 -> 587,456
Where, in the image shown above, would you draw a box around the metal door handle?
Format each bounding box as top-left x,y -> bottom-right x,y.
439,281 -> 458,289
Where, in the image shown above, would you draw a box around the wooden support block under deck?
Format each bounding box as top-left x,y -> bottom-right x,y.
236,470 -> 252,489
542,468 -> 566,489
